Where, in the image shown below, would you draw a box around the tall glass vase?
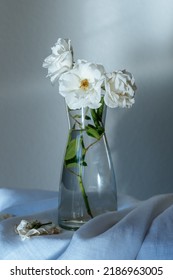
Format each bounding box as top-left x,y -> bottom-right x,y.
58,100 -> 117,230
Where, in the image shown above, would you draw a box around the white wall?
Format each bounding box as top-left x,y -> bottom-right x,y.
0,0 -> 173,199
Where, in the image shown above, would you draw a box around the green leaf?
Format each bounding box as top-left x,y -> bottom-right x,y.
97,96 -> 104,119
90,109 -> 100,127
85,115 -> 91,120
65,158 -> 87,168
65,162 -> 78,168
85,125 -> 100,139
80,135 -> 85,150
73,114 -> 81,119
97,126 -> 104,135
65,134 -> 86,163
65,139 -> 77,160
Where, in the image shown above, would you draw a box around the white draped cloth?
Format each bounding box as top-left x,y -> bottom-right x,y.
0,188 -> 173,260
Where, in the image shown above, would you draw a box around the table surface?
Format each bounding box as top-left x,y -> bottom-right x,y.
0,188 -> 173,260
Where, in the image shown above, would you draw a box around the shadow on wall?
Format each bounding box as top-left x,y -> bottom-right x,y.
108,76 -> 173,200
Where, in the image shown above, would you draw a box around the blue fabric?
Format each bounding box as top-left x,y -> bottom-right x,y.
0,188 -> 173,260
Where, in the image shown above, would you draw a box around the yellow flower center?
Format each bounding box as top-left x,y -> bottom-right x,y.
80,79 -> 89,90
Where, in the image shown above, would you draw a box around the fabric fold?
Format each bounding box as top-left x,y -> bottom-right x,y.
58,194 -> 173,260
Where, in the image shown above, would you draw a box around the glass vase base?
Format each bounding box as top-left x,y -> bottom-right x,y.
59,219 -> 88,231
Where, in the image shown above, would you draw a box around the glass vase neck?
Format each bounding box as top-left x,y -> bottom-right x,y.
66,105 -> 107,130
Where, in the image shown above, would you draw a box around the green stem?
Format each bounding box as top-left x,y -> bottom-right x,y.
39,222 -> 52,227
32,222 -> 52,229
65,161 -> 93,218
85,133 -> 104,152
78,165 -> 93,218
69,112 -> 82,128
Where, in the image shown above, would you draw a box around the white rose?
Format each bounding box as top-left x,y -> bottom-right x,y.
104,70 -> 137,108
42,38 -> 73,84
59,60 -> 105,109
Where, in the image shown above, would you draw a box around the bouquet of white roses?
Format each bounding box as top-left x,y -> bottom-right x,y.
42,38 -> 137,223
43,38 -> 137,110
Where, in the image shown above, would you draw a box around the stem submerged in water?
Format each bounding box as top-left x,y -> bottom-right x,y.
78,165 -> 93,218
64,106 -> 105,220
